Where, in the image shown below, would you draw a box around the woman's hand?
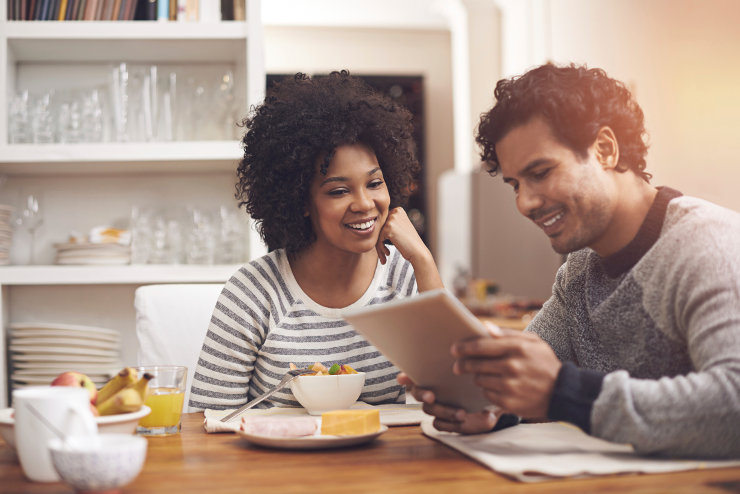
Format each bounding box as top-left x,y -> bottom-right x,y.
376,207 -> 425,264
397,373 -> 499,434
377,207 -> 443,291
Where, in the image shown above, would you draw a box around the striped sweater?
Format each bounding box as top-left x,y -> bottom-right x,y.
188,246 -> 417,411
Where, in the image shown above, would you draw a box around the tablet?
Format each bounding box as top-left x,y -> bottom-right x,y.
343,289 -> 495,412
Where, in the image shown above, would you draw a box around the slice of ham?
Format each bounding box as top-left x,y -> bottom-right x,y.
240,416 -> 318,438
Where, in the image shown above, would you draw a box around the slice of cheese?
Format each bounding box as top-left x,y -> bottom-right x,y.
321,409 -> 381,436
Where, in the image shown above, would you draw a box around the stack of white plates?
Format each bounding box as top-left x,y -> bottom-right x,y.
0,205 -> 13,266
8,322 -> 123,390
54,242 -> 131,265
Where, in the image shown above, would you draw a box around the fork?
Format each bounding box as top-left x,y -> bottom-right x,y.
220,368 -> 314,423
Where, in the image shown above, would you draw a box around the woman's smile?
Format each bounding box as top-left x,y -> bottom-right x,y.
345,217 -> 378,233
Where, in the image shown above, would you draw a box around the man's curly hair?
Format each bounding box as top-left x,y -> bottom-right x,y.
476,63 -> 651,182
236,70 -> 420,255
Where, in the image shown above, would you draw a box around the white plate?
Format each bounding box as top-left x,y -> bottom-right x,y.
10,328 -> 119,343
237,425 -> 388,450
10,345 -> 119,358
11,361 -> 123,371
10,376 -> 108,389
9,322 -> 119,338
11,354 -> 120,363
54,242 -> 130,252
55,257 -> 130,265
11,370 -> 111,381
8,337 -> 118,350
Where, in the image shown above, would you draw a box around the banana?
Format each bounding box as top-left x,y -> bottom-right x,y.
96,387 -> 143,416
130,373 -> 153,403
97,367 -> 138,405
95,372 -> 153,416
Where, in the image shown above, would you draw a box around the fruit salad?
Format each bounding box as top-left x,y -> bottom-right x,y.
289,362 -> 359,376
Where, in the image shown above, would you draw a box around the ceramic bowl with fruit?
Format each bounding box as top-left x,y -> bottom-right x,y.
0,367 -> 152,451
0,406 -> 151,452
289,363 -> 365,415
48,433 -> 147,493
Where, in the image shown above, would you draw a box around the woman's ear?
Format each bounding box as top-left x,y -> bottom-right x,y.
593,126 -> 619,170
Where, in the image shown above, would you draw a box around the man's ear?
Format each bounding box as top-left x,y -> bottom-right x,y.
593,126 -> 619,170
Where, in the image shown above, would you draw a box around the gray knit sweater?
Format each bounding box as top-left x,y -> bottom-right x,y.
528,187 -> 740,458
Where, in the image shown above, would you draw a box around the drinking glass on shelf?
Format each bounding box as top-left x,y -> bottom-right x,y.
110,63 -> 130,142
13,194 -> 43,265
81,89 -> 104,142
8,90 -> 31,144
185,207 -> 215,265
31,92 -> 55,144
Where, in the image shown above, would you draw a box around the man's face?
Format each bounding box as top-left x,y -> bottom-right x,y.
495,117 -> 618,255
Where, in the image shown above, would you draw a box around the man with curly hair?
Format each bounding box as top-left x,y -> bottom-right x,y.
401,63 -> 740,457
189,71 -> 442,412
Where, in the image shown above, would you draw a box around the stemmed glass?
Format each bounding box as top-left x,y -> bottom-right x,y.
15,194 -> 43,264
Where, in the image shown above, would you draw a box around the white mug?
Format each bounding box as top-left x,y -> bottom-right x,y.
13,386 -> 98,482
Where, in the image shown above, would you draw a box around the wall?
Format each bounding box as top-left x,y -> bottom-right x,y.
263,26 -> 454,254
547,0 -> 740,212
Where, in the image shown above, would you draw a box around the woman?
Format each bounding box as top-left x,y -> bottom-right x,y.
188,71 -> 442,411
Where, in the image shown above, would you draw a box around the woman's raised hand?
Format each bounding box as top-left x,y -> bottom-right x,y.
376,207 -> 443,291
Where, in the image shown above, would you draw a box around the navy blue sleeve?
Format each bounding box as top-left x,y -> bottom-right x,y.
547,361 -> 605,433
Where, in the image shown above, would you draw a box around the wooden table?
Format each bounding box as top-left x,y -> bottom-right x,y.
2,413 -> 740,493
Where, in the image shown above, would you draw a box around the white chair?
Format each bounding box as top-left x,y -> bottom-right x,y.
134,283 -> 223,412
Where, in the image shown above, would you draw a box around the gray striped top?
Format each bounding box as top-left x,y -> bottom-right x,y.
188,246 -> 417,411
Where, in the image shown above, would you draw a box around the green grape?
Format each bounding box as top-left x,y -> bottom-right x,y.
329,363 -> 341,375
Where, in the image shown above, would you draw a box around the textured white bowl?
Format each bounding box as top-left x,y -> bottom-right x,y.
0,406 -> 150,451
289,372 -> 365,415
48,434 -> 147,493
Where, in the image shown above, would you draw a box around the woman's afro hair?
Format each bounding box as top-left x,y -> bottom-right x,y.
236,70 -> 420,255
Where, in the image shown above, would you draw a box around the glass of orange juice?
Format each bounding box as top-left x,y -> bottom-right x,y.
135,365 -> 187,436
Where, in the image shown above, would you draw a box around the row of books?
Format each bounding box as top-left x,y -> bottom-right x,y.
6,0 -> 245,21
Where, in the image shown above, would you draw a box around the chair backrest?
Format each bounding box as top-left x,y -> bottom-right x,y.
134,283 -> 223,412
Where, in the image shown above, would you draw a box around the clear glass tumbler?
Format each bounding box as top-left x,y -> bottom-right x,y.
135,365 -> 187,436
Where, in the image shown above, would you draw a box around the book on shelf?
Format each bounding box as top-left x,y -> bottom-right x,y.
93,0 -> 103,19
49,0 -> 59,20
133,0 -> 155,20
57,0 -> 67,19
157,0 -> 167,20
220,0 -> 232,20
83,0 -> 95,19
110,0 -> 120,20
233,0 -> 244,21
76,0 -> 86,19
63,0 -> 74,19
37,0 -> 49,20
185,0 -> 197,21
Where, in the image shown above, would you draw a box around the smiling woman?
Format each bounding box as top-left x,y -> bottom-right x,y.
188,71 -> 442,413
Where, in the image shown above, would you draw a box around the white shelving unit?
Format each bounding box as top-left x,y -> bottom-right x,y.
0,1 -> 266,406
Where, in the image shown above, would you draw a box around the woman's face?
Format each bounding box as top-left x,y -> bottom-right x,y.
306,143 -> 390,256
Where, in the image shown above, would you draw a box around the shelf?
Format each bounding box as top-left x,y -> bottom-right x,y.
0,264 -> 242,285
4,22 -> 250,62
0,141 -> 243,174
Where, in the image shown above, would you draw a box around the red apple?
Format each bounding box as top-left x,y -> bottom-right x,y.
51,371 -> 98,405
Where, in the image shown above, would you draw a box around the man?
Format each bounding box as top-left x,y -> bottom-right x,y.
400,63 -> 740,458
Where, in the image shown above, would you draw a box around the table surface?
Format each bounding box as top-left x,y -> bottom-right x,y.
2,413 -> 740,494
